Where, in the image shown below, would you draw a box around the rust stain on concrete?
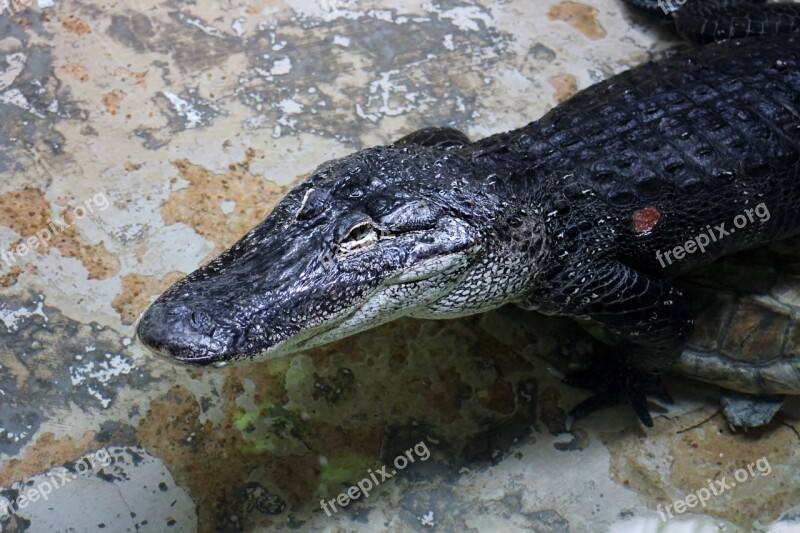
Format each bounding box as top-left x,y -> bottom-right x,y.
0,266 -> 24,288
0,432 -> 98,486
0,188 -> 119,279
670,416 -> 800,525
58,63 -> 90,82
112,271 -> 186,324
61,16 -> 92,35
102,89 -> 127,115
548,1 -> 607,40
162,150 -> 286,255
605,409 -> 800,528
549,72 -> 578,102
114,67 -> 149,88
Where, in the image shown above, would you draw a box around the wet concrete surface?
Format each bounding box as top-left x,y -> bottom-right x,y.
0,0 -> 799,531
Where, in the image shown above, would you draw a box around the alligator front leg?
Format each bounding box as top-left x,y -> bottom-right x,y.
523,260 -> 694,426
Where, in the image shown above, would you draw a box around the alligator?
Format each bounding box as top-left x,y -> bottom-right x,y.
138,0 -> 800,427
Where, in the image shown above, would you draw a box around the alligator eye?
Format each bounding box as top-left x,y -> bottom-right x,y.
379,200 -> 441,232
337,221 -> 379,253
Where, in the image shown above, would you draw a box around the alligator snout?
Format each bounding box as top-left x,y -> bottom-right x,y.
136,142 -> 491,365
137,302 -> 228,365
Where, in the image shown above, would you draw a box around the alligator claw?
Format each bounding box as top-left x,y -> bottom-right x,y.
563,360 -> 670,428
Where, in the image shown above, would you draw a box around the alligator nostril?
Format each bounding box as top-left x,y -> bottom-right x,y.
137,302 -> 227,363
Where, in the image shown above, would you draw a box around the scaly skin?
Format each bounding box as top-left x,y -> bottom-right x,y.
138,1 -> 800,425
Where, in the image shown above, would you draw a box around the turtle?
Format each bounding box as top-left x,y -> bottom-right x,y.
548,235 -> 800,428
670,235 -> 800,427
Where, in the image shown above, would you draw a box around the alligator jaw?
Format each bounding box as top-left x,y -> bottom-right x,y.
136,179 -> 483,366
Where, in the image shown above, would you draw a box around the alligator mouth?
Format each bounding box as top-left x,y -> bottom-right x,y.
338,221 -> 380,252
321,220 -> 404,263
164,297 -> 372,367
140,214 -> 478,366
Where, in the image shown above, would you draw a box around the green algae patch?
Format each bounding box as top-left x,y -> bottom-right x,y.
233,410 -> 259,432
322,454 -> 372,483
285,357 -> 314,391
232,402 -> 304,455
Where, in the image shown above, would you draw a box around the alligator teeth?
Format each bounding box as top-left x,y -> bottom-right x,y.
332,222 -> 399,258
340,225 -> 378,251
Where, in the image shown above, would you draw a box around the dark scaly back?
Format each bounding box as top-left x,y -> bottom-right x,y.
493,33 -> 800,299
675,0 -> 800,42
618,1 -> 800,42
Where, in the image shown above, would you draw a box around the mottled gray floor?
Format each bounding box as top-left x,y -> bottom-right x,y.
1,0 -> 799,532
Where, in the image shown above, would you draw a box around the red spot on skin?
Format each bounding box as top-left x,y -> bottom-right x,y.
632,204 -> 661,235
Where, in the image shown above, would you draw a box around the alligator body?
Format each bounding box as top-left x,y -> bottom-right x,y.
138,0 -> 800,426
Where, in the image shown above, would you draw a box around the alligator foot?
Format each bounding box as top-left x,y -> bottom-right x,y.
563,359 -> 672,428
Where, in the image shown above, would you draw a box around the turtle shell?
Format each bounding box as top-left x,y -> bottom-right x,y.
673,235 -> 800,395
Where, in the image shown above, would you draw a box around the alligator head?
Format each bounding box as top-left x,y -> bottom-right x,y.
137,140 -> 545,366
